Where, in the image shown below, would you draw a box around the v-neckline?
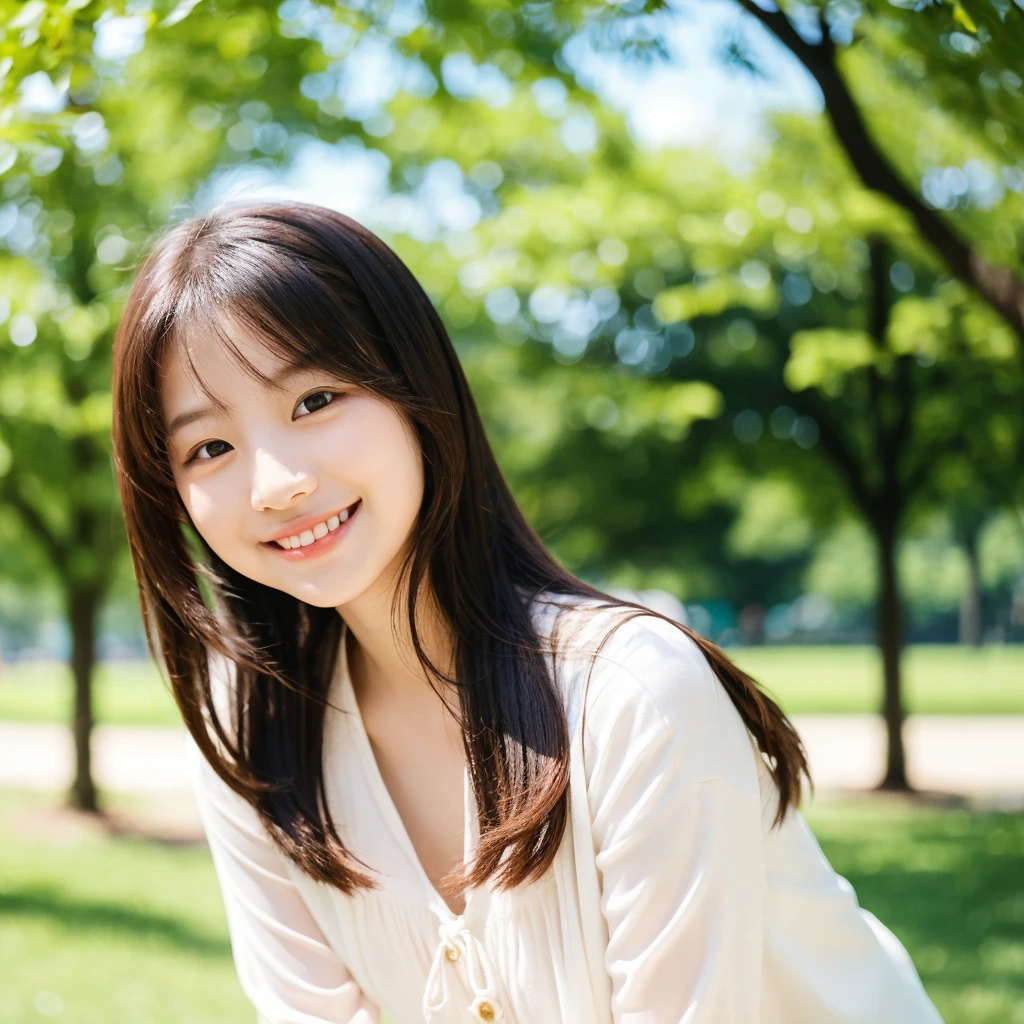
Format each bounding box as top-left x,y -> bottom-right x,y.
337,622 -> 481,921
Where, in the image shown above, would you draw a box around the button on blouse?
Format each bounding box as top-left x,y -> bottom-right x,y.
424,919 -> 504,1022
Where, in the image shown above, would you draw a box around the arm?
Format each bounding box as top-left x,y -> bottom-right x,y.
584,616 -> 766,1022
185,722 -> 380,1024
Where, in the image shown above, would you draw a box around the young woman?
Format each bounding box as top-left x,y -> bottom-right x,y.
111,200 -> 944,1024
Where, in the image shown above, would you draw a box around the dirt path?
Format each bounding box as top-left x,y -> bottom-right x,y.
3,715 -> 1023,838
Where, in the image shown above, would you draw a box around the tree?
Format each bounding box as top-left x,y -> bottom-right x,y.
0,0 -> 320,810
0,233 -> 123,810
729,0 -> 1024,348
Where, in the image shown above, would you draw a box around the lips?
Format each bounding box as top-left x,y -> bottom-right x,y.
262,499 -> 360,546
261,498 -> 361,559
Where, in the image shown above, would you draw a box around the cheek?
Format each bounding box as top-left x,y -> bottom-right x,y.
352,414 -> 424,521
185,483 -> 219,524
180,479 -> 239,551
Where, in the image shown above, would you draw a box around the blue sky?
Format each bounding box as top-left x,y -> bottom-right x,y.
20,0 -> 821,227
569,0 -> 820,154
201,0 -> 820,225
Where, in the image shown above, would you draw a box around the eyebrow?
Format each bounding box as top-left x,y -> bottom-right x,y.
165,366 -> 310,440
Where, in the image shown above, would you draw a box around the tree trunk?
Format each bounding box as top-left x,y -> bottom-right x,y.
67,583 -> 102,812
875,519 -> 909,789
958,535 -> 983,647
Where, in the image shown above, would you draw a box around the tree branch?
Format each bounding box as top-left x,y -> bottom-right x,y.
731,0 -> 1024,351
0,475 -> 69,573
787,386 -> 875,516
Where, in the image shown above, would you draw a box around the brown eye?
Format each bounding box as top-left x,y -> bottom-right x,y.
186,439 -> 232,464
295,390 -> 339,417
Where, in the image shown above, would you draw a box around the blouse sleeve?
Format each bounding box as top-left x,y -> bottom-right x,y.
583,614 -> 767,1023
184,662 -> 381,1024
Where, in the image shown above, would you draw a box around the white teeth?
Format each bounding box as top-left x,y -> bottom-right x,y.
273,503 -> 356,549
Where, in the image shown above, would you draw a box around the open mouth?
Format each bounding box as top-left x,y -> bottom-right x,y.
262,498 -> 362,556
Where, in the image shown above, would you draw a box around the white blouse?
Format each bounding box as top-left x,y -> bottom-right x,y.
184,596 -> 945,1024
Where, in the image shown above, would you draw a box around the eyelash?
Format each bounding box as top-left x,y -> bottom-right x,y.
183,390 -> 341,465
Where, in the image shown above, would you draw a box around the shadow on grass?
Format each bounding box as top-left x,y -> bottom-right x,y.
9,793 -> 208,849
98,811 -> 207,848
0,884 -> 232,958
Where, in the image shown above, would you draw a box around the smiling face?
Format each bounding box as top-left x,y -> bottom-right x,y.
158,316 -> 425,611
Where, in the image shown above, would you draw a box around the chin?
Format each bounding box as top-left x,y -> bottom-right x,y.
289,576 -> 379,610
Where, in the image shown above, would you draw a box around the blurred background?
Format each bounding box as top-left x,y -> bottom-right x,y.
1,0 -> 1022,1021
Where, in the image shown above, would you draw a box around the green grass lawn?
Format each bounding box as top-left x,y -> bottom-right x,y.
0,644 -> 1021,726
0,787 -> 1020,1023
0,788 -> 248,1024
730,644 -> 1024,716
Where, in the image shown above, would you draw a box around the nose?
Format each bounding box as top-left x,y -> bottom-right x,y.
250,447 -> 317,511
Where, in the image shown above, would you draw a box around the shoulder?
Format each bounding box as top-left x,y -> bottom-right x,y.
588,609 -> 718,727
574,608 -> 759,795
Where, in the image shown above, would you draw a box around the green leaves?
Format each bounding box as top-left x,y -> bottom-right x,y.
950,1 -> 978,34
888,297 -> 951,360
785,329 -> 880,395
2,0 -> 1021,610
653,275 -> 777,324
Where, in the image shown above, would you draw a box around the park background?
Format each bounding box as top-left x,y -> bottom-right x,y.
1,0 -> 1023,1021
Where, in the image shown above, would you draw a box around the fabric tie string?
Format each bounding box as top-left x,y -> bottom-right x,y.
423,916 -> 504,1022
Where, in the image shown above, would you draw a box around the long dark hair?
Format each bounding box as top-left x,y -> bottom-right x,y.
111,200 -> 811,902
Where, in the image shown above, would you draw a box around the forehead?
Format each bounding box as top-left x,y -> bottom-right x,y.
158,314 -> 310,429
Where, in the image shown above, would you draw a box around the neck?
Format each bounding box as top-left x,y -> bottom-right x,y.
336,564 -> 455,710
